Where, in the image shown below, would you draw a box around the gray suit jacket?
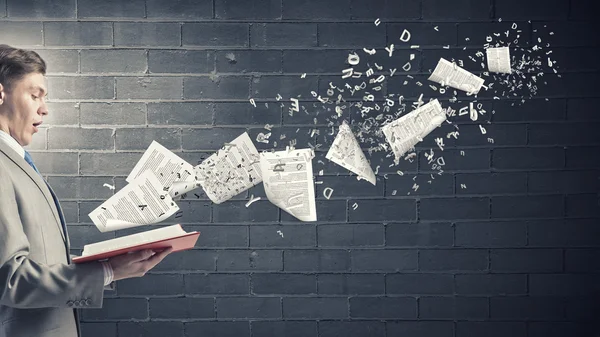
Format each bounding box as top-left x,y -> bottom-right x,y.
0,142 -> 106,337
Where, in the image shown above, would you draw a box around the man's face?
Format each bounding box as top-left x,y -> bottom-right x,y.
0,72 -> 48,146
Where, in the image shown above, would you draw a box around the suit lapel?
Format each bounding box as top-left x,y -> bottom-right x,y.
0,142 -> 67,244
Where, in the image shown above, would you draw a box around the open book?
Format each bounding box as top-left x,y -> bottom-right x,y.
72,224 -> 200,264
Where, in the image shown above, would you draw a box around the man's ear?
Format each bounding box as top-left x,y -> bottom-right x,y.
0,83 -> 4,104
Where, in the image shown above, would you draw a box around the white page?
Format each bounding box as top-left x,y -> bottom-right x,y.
486,47 -> 512,74
382,99 -> 446,162
89,170 -> 180,232
260,148 -> 317,222
126,141 -> 199,198
428,58 -> 485,94
326,121 -> 376,185
195,132 -> 262,204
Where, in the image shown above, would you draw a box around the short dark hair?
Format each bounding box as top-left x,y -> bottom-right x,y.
0,44 -> 46,91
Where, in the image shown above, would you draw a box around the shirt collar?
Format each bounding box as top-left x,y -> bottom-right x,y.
0,130 -> 25,158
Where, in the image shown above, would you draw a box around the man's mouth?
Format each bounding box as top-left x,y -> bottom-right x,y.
33,121 -> 42,131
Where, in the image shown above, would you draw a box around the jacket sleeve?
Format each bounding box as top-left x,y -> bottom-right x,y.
0,165 -> 106,309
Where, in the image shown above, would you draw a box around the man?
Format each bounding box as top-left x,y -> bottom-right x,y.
0,45 -> 173,337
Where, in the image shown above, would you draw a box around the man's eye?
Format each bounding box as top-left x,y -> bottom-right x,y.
31,95 -> 38,100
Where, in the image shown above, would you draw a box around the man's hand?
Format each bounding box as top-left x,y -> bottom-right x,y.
108,247 -> 173,281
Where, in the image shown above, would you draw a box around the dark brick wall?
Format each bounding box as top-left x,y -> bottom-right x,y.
5,0 -> 600,336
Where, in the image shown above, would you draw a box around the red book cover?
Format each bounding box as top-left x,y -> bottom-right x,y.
72,231 -> 200,264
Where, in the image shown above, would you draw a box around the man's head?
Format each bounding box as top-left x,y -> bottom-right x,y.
0,44 -> 48,146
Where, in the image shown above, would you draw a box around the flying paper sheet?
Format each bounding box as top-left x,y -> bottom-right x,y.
486,46 -> 512,74
89,170 -> 180,232
260,148 -> 317,222
126,141 -> 199,198
382,99 -> 446,162
428,58 -> 485,94
326,121 -> 376,185
195,132 -> 262,204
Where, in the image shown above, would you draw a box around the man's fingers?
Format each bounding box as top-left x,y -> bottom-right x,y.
143,247 -> 174,268
129,249 -> 155,262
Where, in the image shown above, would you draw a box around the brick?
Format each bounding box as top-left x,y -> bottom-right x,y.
216,50 -> 281,74
496,0 -> 568,19
148,103 -> 212,126
80,102 -> 146,125
455,274 -> 527,295
44,22 -> 111,46
34,49 -> 78,73
566,193 -> 600,217
567,98 -> 600,121
456,322 -> 526,337
492,195 -> 564,219
456,172 -> 527,195
492,147 -> 564,170
117,77 -> 182,100
423,0 -> 490,19
216,0 -> 280,19
385,174 -> 453,197
8,0 -> 74,18
58,201 -> 78,223
550,47 -> 600,72
529,322 -> 597,337
214,102 -> 281,125
529,123 -> 600,146
217,297 -> 280,319
251,23 -> 317,47
118,274 -> 183,296
283,297 -> 348,319
456,123 -> 527,146
213,200 -> 279,223
318,274 -> 384,295
48,76 -> 114,100
386,223 -> 454,247
184,76 -> 250,99
351,249 -> 417,272
386,273 -> 453,295
0,0 -> 4,17
317,224 -> 383,247
387,322 -> 454,337
118,322 -> 183,337
490,249 -> 563,272
566,297 -> 600,322
566,249 -> 600,273
188,225 -> 247,248
48,127 -> 113,150
0,22 -> 42,46
420,296 -> 489,320
528,170 -> 599,194
29,152 -> 78,174
350,297 -> 416,319
455,221 -> 527,247
77,0 -> 143,18
458,22 -> 532,46
251,75 -> 317,99
80,323 -> 116,337
153,250 -> 217,272
530,274 -> 600,296
490,297 -> 565,321
352,0 -> 419,19
319,321 -> 385,337
319,23 -> 385,48
565,146 -> 600,169
348,199 -> 416,222
115,128 -> 181,151
492,99 -> 566,122
183,23 -> 248,47
146,0 -> 212,19
529,219 -> 600,247
183,127 -> 245,152
66,225 -> 114,249
420,249 -> 488,271
284,249 -> 349,272
149,50 -> 214,74
282,50 -> 348,73
420,148 -> 490,172
82,298 -> 147,320
115,23 -> 181,47
282,0 -> 350,19
185,322 -> 249,337
252,273 -> 316,294
184,273 -> 249,295
247,125 -> 314,151
217,250 -> 282,271
284,199 -> 347,223
317,175 -> 385,199
251,225 -> 316,247
388,23 -> 457,47
44,102 -> 79,126
81,50 -> 146,74
420,197 -> 489,220
167,200 -> 212,224
251,321 -> 317,337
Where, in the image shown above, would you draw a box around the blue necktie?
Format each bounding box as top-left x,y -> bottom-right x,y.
24,150 -> 40,175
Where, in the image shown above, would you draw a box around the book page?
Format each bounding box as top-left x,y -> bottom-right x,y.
82,224 -> 186,256
428,58 -> 485,94
382,99 -> 446,162
486,46 -> 512,74
89,170 -> 180,232
260,148 -> 317,222
126,141 -> 199,198
195,132 -> 262,204
326,121 -> 376,185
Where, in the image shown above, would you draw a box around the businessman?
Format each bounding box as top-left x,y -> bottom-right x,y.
0,44 -> 173,337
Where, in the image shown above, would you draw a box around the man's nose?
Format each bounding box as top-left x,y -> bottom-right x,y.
38,98 -> 49,116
